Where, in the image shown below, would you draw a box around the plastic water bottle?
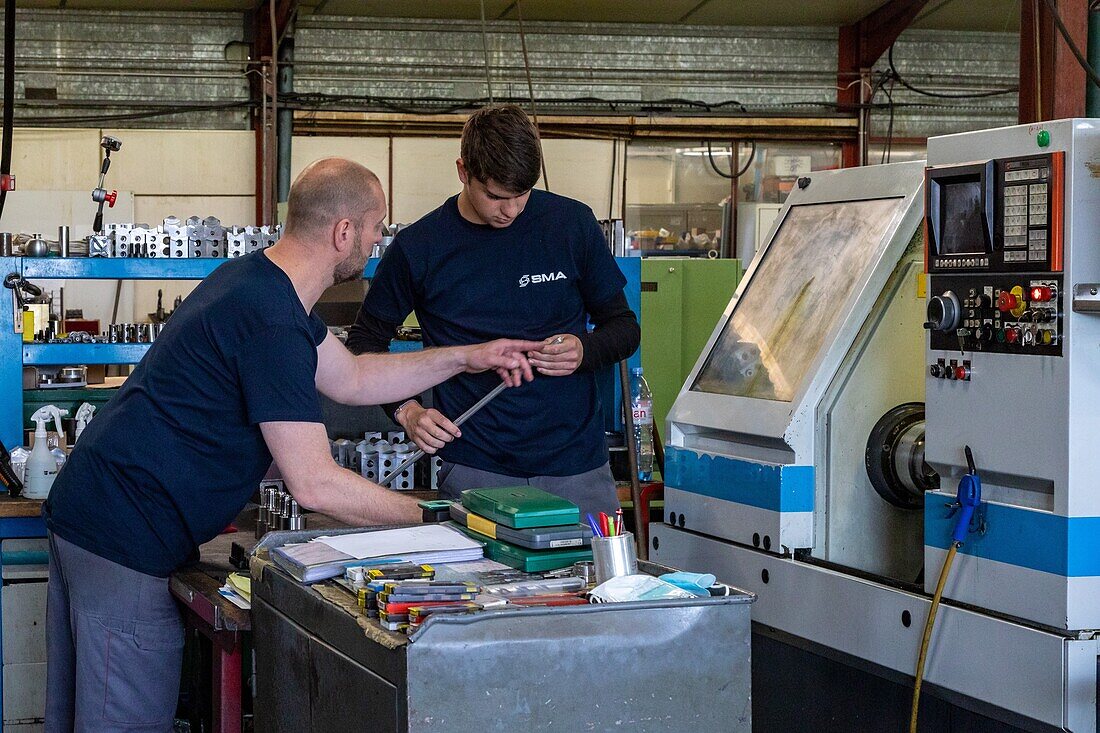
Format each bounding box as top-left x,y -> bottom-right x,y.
630,367 -> 654,481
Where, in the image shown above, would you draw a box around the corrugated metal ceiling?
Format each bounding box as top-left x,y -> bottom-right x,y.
14,0 -> 1022,32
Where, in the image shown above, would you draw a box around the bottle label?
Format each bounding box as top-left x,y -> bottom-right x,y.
633,401 -> 652,424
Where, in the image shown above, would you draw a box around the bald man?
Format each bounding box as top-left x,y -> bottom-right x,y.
41,158 -> 541,732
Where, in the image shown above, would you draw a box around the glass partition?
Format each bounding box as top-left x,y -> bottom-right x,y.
692,197 -> 906,401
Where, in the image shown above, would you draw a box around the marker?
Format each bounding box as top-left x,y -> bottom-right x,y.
586,513 -> 603,538
599,512 -> 610,538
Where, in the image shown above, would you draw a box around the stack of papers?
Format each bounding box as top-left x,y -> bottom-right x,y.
272,524 -> 485,583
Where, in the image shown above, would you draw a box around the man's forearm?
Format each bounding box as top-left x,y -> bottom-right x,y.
295,464 -> 421,525
349,347 -> 468,407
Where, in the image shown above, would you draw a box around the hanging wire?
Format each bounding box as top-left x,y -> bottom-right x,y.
706,141 -> 756,180
515,0 -> 549,191
478,0 -> 495,104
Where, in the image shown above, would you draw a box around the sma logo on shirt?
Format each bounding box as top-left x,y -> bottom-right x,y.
518,271 -> 567,288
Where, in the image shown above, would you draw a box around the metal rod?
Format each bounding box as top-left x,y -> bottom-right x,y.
618,359 -> 645,559
378,380 -> 510,487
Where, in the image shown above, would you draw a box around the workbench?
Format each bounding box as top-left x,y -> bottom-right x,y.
250,530 -> 754,732
170,506 -> 352,733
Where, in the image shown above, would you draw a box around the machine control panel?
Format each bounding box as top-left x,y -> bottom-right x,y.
926,152 -> 1063,274
926,274 -> 1063,356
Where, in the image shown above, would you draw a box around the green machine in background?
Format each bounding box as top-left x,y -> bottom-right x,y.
640,258 -> 743,440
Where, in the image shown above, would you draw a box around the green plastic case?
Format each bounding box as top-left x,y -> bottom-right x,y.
459,486 -> 580,529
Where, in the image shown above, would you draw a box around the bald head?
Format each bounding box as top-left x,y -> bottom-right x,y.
285,158 -> 383,237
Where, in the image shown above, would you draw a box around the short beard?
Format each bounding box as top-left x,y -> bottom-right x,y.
333,228 -> 366,285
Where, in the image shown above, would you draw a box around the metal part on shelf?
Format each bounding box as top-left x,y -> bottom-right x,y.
23,235 -> 49,258
90,217 -> 281,259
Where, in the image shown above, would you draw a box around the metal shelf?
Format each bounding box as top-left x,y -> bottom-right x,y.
20,256 -> 382,280
21,257 -> 226,280
22,342 -> 151,366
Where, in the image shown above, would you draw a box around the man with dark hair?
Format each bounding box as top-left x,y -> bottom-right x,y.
347,106 -> 640,516
43,157 -> 541,732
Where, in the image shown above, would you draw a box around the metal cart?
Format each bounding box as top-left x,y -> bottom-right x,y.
251,535 -> 753,733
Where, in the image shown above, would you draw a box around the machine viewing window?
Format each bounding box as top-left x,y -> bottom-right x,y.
692,197 -> 906,402
939,180 -> 985,255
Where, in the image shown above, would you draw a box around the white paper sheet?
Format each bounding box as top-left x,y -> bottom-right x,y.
314,524 -> 483,561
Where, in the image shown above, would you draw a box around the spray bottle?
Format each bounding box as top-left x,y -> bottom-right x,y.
73,402 -> 96,443
24,406 -> 68,500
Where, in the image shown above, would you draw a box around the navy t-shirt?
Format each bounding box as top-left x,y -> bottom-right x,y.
44,251 -> 328,577
362,189 -> 626,477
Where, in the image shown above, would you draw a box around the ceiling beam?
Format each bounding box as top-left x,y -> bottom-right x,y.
292,110 -> 858,143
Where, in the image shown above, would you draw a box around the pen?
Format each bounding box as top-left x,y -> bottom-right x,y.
599,512 -> 610,538
587,513 -> 603,538
616,509 -> 623,535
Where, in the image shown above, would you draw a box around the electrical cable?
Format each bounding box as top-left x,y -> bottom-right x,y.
1041,0 -> 1100,90
880,78 -> 896,164
515,0 -> 549,191
910,542 -> 958,733
887,44 -> 1018,99
706,141 -> 755,180
0,0 -> 15,224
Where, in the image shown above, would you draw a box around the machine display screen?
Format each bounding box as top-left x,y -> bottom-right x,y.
692,197 -> 906,402
938,180 -> 986,255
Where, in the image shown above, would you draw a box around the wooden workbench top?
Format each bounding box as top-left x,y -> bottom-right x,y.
0,495 -> 43,518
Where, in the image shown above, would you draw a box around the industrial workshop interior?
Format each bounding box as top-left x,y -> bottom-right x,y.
3,0 -> 1100,731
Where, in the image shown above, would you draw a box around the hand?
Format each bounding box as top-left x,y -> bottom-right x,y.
396,402 -> 460,454
462,339 -> 541,387
526,334 -> 583,377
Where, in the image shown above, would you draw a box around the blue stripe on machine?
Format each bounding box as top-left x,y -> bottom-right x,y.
925,496 -> 1100,577
664,446 -> 814,512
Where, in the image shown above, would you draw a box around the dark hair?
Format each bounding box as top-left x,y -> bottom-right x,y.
460,105 -> 541,194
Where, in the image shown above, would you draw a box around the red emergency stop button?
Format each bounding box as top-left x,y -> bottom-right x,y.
1006,327 -> 1020,344
1029,285 -> 1053,302
998,291 -> 1019,312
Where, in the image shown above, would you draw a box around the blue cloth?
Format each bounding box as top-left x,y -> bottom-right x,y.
44,251 -> 328,577
363,190 -> 626,477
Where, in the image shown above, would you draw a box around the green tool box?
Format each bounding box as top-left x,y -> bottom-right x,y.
460,486 -> 579,529
447,522 -> 592,572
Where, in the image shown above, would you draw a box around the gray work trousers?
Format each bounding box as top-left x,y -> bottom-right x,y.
438,461 -> 620,518
45,532 -> 184,733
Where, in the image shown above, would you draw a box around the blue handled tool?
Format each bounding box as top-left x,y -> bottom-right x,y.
951,445 -> 982,544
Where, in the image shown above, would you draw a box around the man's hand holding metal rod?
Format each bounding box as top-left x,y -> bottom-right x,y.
393,334 -> 573,456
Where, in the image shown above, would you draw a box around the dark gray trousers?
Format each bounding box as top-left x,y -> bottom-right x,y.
46,532 -> 184,733
438,461 -> 620,518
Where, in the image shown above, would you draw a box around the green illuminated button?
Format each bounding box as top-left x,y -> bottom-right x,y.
996,328 -> 1006,343
1037,130 -> 1051,147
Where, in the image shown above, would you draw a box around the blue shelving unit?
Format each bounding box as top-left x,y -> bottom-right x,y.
1,257 -> 391,448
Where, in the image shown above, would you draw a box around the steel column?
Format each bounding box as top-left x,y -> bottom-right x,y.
1020,0 -> 1088,123
837,0 -> 930,167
